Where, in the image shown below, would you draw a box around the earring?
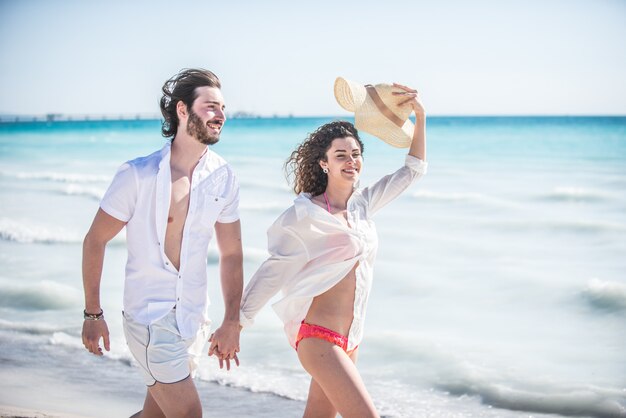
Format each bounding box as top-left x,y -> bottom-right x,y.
323,167 -> 329,174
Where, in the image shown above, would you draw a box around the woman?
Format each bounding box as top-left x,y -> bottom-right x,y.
240,82 -> 427,418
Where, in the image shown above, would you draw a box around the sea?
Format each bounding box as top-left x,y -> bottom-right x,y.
0,116 -> 625,418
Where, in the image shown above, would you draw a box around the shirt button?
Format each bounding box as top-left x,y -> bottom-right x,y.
214,198 -> 218,201
165,261 -> 169,265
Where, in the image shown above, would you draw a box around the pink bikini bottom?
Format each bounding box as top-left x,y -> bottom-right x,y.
295,321 -> 357,354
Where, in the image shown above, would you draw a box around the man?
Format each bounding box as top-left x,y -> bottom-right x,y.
81,68 -> 243,417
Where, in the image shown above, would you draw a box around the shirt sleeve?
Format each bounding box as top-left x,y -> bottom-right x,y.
217,170 -> 240,223
361,155 -> 428,216
240,222 -> 309,327
99,162 -> 138,222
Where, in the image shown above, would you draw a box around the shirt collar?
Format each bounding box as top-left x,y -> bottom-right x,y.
158,142 -> 213,173
158,143 -> 172,171
195,146 -> 212,171
294,193 -> 313,220
293,189 -> 363,221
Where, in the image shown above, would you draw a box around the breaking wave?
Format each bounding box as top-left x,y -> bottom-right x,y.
3,171 -> 111,183
583,278 -> 626,312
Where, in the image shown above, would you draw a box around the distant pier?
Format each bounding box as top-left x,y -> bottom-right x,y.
0,111 -> 269,124
0,113 -> 162,123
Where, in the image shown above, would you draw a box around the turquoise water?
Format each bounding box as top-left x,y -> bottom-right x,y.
0,117 -> 625,417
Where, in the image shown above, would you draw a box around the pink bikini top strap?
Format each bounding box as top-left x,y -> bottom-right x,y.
323,192 -> 331,213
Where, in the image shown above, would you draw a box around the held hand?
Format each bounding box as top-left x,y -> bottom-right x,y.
393,83 -> 426,159
392,83 -> 425,118
208,320 -> 241,371
81,319 -> 110,356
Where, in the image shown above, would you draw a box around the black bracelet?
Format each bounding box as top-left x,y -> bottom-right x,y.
83,309 -> 104,321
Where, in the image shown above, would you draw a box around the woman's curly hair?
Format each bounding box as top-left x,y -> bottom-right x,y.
285,121 -> 364,196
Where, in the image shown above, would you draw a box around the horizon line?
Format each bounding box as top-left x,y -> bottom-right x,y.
1,113 -> 626,124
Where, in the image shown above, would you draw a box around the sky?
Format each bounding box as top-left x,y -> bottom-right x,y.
1,0 -> 625,117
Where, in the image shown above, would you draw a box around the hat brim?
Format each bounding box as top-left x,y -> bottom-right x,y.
355,110 -> 414,148
334,77 -> 367,113
334,77 -> 413,148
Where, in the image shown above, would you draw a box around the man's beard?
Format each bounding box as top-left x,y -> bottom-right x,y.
186,110 -> 220,145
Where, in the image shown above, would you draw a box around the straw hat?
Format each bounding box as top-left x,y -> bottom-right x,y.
334,77 -> 414,148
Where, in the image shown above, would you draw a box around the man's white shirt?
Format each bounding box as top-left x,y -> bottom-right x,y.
100,143 -> 239,339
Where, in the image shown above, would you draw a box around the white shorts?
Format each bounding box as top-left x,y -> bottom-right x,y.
122,308 -> 210,386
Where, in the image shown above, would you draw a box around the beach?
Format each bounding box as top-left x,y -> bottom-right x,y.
0,325 -> 303,418
1,116 -> 625,417
0,405 -> 90,418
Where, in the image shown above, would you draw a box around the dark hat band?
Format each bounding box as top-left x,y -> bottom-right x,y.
365,85 -> 404,127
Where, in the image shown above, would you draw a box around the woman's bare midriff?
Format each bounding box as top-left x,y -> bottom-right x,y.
304,263 -> 358,337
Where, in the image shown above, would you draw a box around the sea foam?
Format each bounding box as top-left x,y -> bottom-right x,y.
196,363 -> 309,402
0,218 -> 125,245
583,278 -> 626,312
4,171 -> 111,183
482,218 -> 626,234
0,279 -> 82,310
542,187 -> 620,203
0,318 -> 68,335
440,379 -> 626,418
367,331 -> 626,417
0,218 -> 82,244
60,184 -> 105,200
49,331 -> 135,366
410,189 -> 519,208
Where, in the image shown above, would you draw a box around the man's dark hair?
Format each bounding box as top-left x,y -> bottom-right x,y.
160,68 -> 221,138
